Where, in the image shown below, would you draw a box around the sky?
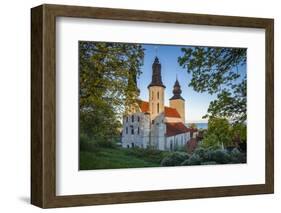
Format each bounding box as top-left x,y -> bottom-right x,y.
137,44 -> 246,123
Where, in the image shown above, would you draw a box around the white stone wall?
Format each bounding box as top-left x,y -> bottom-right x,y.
151,113 -> 166,150
121,112 -> 150,148
165,132 -> 190,151
121,111 -> 195,151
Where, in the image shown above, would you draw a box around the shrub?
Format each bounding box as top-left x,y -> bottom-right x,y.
180,159 -> 189,166
194,147 -> 205,158
209,149 -> 231,164
193,147 -> 214,161
126,147 -> 166,163
161,152 -> 190,166
194,147 -> 217,161
79,133 -> 119,151
201,133 -> 221,150
181,147 -> 246,166
181,154 -> 201,166
232,147 -> 241,155
230,148 -> 246,163
79,134 -> 98,152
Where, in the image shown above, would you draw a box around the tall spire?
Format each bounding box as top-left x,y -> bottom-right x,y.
148,57 -> 166,88
170,78 -> 184,100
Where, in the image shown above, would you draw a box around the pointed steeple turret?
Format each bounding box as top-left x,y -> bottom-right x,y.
148,57 -> 166,120
170,78 -> 184,100
169,78 -> 186,122
148,57 -> 166,88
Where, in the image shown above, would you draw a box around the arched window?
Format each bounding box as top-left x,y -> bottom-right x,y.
152,91 -> 154,100
131,127 -> 134,135
138,116 -> 140,122
132,115 -> 134,122
126,127 -> 128,134
137,127 -> 140,134
157,103 -> 159,113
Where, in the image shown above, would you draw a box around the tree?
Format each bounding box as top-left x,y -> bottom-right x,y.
230,123 -> 247,144
79,41 -> 144,145
201,133 -> 221,150
178,47 -> 247,123
202,117 -> 232,149
202,117 -> 247,149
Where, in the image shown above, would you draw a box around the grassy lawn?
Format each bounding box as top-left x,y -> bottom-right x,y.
79,147 -> 163,170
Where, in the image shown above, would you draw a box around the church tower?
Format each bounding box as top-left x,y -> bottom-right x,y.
148,57 -> 166,121
169,78 -> 185,123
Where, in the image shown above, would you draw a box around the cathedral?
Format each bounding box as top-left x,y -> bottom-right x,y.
121,57 -> 197,151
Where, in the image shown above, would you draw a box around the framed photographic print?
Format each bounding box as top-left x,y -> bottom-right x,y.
31,4 -> 274,208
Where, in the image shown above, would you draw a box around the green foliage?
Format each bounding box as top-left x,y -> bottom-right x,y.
208,117 -> 232,146
231,123 -> 247,143
209,149 -> 231,164
80,148 -> 158,170
183,147 -> 246,165
230,148 -> 246,163
201,117 -> 247,149
201,133 -> 221,149
79,41 -> 144,145
178,47 -> 246,123
161,152 -> 190,166
79,133 -> 117,153
193,147 -> 212,161
79,146 -> 246,170
205,81 -> 246,123
79,134 -> 98,152
201,117 -> 232,148
125,147 -> 169,164
181,154 -> 202,166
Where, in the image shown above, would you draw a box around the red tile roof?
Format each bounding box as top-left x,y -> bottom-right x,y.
164,107 -> 181,118
137,100 -> 149,113
165,122 -> 190,137
136,100 -> 182,119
